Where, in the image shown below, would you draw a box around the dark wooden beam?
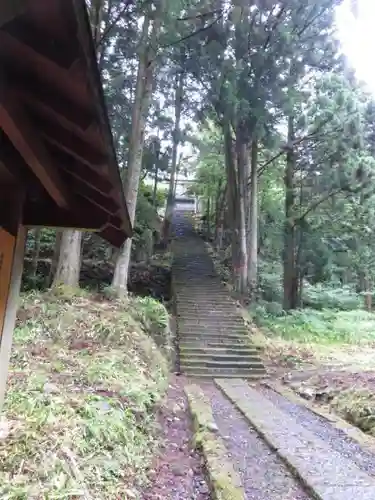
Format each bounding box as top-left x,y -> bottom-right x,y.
74,194 -> 124,229
0,3 -> 27,27
0,186 -> 25,236
99,225 -> 128,248
0,30 -> 89,109
0,80 -> 70,208
66,175 -> 120,215
0,130 -> 40,187
23,200 -> 108,230
47,145 -> 114,196
34,116 -> 107,171
4,17 -> 76,69
10,73 -> 97,132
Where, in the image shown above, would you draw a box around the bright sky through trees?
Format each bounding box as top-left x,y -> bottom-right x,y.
337,0 -> 375,93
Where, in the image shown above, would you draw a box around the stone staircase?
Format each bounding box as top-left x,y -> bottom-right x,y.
172,211 -> 266,378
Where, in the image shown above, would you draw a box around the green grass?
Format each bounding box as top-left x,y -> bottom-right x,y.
250,304 -> 375,345
0,288 -> 169,499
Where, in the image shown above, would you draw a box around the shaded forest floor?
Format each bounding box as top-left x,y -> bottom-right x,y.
23,253 -> 172,302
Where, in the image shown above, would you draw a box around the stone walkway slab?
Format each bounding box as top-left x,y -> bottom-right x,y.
216,378 -> 375,500
172,211 -> 265,378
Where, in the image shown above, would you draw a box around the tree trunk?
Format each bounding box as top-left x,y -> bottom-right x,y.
206,197 -> 211,239
283,115 -> 298,310
53,230 -> 82,288
247,139 -> 258,297
214,180 -> 224,244
164,63 -> 184,242
30,228 -> 41,278
91,0 -> 103,45
364,276 -> 372,312
223,120 -> 241,290
112,7 -> 162,296
152,162 -> 159,207
235,128 -> 249,294
47,231 -> 61,286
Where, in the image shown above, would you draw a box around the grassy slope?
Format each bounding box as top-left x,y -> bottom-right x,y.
0,288 -> 169,499
249,307 -> 375,437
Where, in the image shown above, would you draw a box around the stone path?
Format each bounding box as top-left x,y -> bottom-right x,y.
202,382 -> 311,500
217,378 -> 375,500
169,209 -> 375,500
172,211 -> 265,378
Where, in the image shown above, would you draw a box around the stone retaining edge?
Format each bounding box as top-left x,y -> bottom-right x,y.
215,378 -> 325,500
263,380 -> 375,454
184,384 -> 245,500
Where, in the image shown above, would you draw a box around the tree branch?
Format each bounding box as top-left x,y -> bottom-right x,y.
294,187 -> 342,225
96,0 -> 133,48
161,12 -> 224,48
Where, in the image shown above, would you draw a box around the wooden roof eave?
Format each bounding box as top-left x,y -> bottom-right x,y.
72,0 -> 132,239
0,0 -> 132,247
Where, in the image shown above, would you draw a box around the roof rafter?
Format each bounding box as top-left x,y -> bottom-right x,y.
0,79 -> 70,208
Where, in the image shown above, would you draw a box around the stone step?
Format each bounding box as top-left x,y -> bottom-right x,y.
181,366 -> 266,377
177,317 -> 245,324
176,307 -> 245,318
181,372 -> 264,379
177,321 -> 246,328
178,330 -> 248,337
180,356 -> 264,366
178,331 -> 249,338
180,356 -> 263,367
176,296 -> 234,302
180,350 -> 261,359
178,326 -> 248,333
178,333 -> 249,341
180,346 -> 259,356
181,364 -> 266,376
176,306 -> 241,318
179,343 -> 259,352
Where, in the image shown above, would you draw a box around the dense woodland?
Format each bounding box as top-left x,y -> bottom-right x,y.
27,0 -> 375,319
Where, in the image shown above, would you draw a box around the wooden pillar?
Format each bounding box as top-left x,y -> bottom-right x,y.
0,194 -> 26,409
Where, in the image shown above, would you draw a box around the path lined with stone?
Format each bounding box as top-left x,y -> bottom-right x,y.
217,378 -> 375,500
201,382 -> 311,500
170,210 -> 375,500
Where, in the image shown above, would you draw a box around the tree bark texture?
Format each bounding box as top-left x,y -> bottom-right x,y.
283,115 -> 298,310
53,230 -> 82,288
30,228 -> 41,278
112,7 -> 162,296
247,139 -> 258,296
164,64 -> 184,241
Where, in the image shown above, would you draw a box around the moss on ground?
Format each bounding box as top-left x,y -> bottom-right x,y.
0,287 -> 169,499
331,389 -> 375,436
185,384 -> 245,500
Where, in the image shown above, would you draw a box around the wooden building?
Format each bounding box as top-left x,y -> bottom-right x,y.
0,0 -> 132,407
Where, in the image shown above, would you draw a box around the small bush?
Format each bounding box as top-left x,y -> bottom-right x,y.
303,283 -> 362,311
258,260 -> 283,303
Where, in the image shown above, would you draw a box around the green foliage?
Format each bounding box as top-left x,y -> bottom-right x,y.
257,260 -> 283,303
250,305 -> 375,345
25,229 -> 56,258
303,284 -> 362,311
140,182 -> 167,209
0,289 -> 168,499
